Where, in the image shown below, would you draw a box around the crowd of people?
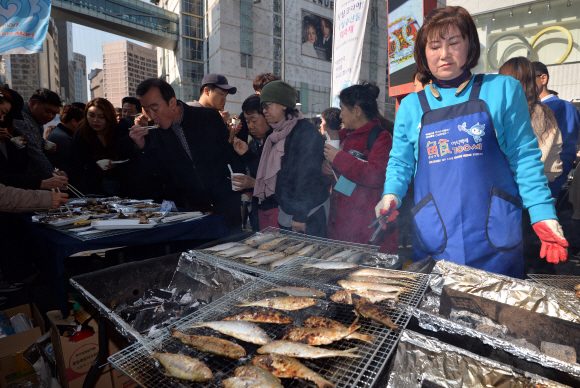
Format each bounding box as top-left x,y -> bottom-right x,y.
0,6 -> 579,294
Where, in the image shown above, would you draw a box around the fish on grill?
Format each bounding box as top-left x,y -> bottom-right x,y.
349,268 -> 416,280
247,252 -> 286,265
319,247 -> 344,260
151,352 -> 212,381
346,274 -> 410,287
330,290 -> 399,304
190,321 -> 271,345
237,296 -> 318,311
262,286 -> 326,298
222,365 -> 283,388
222,310 -> 293,324
326,249 -> 356,261
353,297 -> 399,329
283,241 -> 307,254
338,280 -> 409,294
258,238 -> 289,250
252,354 -> 334,388
295,244 -> 321,257
282,317 -> 360,345
310,246 -> 333,259
303,316 -> 376,343
269,254 -> 302,269
303,262 -> 359,270
218,245 -> 253,257
257,340 -> 359,359
169,328 -> 246,359
274,241 -> 300,252
244,233 -> 278,246
236,249 -> 269,258
204,242 -> 241,252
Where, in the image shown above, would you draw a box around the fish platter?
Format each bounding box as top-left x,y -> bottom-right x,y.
109,270 -> 429,388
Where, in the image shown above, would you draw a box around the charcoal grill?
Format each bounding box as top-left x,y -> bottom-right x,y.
109,265 -> 429,388
527,274 -> 580,321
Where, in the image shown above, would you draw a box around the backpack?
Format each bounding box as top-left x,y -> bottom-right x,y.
366,125 -> 386,152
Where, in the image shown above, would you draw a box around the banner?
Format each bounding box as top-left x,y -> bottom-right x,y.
0,0 -> 52,55
331,0 -> 370,107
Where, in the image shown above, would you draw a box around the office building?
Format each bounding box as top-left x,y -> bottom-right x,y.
73,52 -> 88,103
89,68 -> 104,99
54,19 -> 75,104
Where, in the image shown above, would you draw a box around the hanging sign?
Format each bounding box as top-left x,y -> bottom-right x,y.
0,0 -> 52,55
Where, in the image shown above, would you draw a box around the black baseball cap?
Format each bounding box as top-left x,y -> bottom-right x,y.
201,74 -> 237,94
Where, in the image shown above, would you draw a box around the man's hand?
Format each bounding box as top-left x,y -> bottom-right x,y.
0,127 -> 10,141
53,169 -> 68,178
321,160 -> 334,175
41,176 -> 69,190
232,174 -> 255,190
129,125 -> 149,149
533,219 -> 569,264
134,114 -> 149,127
292,220 -> 307,233
220,110 -> 230,124
324,143 -> 340,163
234,121 -> 242,135
51,191 -> 69,209
374,194 -> 399,229
233,137 -> 249,156
45,144 -> 57,153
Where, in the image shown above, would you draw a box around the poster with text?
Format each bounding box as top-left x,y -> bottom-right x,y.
388,0 -> 423,84
301,10 -> 333,62
331,0 -> 370,107
0,0 -> 52,55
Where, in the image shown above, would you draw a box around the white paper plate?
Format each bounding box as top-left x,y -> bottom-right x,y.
92,220 -> 158,230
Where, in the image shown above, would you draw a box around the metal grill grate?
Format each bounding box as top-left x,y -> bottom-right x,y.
109,269 -> 429,388
527,274 -> 580,320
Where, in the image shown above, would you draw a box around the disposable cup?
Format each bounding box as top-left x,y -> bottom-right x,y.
96,159 -> 112,170
325,139 -> 340,149
10,137 -> 25,149
44,139 -> 56,150
231,173 -> 245,191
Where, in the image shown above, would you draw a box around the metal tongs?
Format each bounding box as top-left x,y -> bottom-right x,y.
368,207 -> 395,242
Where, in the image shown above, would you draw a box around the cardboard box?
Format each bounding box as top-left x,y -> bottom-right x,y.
47,311 -> 117,388
0,303 -> 45,388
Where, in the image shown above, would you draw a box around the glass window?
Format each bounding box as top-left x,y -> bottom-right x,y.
182,38 -> 204,62
183,0 -> 203,16
182,61 -> 204,85
182,15 -> 203,39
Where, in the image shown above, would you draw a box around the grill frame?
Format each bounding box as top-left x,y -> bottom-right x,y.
527,274 -> 580,321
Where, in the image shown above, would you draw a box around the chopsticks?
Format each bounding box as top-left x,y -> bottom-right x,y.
56,187 -> 73,216
141,125 -> 159,130
67,184 -> 84,198
51,189 -> 63,215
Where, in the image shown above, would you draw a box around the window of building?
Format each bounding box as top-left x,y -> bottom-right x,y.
182,0 -> 203,16
182,38 -> 204,61
183,14 -> 203,39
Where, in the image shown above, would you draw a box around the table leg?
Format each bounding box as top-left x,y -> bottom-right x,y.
82,316 -> 109,388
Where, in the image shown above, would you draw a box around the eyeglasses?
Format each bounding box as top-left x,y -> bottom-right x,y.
261,102 -> 273,111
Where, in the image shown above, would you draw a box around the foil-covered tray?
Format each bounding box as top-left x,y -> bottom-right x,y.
387,330 -> 572,387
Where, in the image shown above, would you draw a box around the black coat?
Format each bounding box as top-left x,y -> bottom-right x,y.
240,129 -> 277,211
275,119 -> 329,223
136,102 -> 245,211
47,123 -> 74,172
0,140 -> 41,190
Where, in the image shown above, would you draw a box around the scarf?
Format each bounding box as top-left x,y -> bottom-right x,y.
433,69 -> 471,89
253,111 -> 303,202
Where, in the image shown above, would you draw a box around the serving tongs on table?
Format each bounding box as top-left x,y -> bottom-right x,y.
368,207 -> 396,242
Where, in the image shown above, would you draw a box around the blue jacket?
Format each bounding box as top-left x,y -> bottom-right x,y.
384,74 -> 556,224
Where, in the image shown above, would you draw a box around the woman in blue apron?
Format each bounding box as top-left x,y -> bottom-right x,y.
375,6 -> 568,278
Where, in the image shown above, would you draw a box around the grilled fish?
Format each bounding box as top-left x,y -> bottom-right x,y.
338,280 -> 409,294
310,246 -> 332,259
303,261 -> 359,270
170,328 -> 246,359
190,321 -> 271,345
245,233 -> 278,246
257,340 -> 359,359
151,352 -> 212,381
284,241 -> 307,255
319,247 -> 344,260
237,296 -> 318,311
236,249 -> 269,258
222,366 -> 283,388
262,286 -> 326,298
252,354 -> 334,388
204,242 -> 241,252
247,252 -> 286,265
330,290 -> 399,304
219,245 -> 253,257
347,274 -> 409,287
327,249 -> 356,261
258,238 -> 289,250
222,310 -> 293,324
282,317 -> 359,345
353,297 -> 399,329
349,268 -> 416,280
269,254 -> 301,269
274,241 -> 298,252
303,316 -> 376,343
344,251 -> 367,263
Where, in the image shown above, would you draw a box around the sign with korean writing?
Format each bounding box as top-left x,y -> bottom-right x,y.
331,0 -> 370,107
0,0 -> 52,55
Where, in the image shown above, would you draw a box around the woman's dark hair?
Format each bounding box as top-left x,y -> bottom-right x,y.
412,69 -> 431,86
60,104 -> 84,124
242,94 -> 263,116
253,73 -> 280,93
499,57 -> 550,141
309,116 -> 322,128
284,108 -> 301,120
0,88 -> 15,134
136,78 -> 176,105
339,82 -> 380,120
321,107 -> 341,131
80,98 -> 118,156
414,6 -> 480,81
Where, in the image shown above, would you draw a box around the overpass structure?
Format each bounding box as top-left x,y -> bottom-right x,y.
51,0 -> 179,50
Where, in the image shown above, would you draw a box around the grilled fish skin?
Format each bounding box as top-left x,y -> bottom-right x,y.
346,274 -> 410,287
319,247 -> 344,260
190,321 -> 271,345
245,233 -> 278,246
311,246 -> 333,259
237,297 -> 318,311
353,297 -> 399,329
247,252 -> 286,265
269,254 -> 301,269
170,328 -> 246,359
252,354 -> 334,388
303,262 -> 359,270
327,249 -> 356,261
338,280 -> 409,294
274,241 -> 298,252
233,366 -> 283,387
344,251 -> 365,262
257,340 -> 359,359
295,244 -> 320,257
303,316 -> 376,343
151,352 -> 212,381
349,268 -> 416,280
283,241 -> 307,254
204,242 -> 241,252
262,286 -> 326,298
236,249 -> 269,258
219,245 -> 253,257
258,238 -> 289,250
282,317 -> 359,345
222,310 -> 293,324
221,376 -> 263,387
330,289 -> 399,304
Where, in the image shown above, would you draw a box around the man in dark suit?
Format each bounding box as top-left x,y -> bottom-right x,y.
129,78 -> 245,234
316,18 -> 333,61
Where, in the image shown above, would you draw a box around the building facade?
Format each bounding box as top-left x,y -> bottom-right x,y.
54,19 -> 75,104
89,68 -> 104,99
73,52 -> 88,103
102,40 -> 158,107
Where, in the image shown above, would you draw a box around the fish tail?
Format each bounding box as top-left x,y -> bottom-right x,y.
236,301 -> 252,307
348,332 -> 376,344
169,327 -> 177,335
347,316 -> 359,332
312,375 -> 335,388
338,347 -> 360,358
302,264 -> 314,268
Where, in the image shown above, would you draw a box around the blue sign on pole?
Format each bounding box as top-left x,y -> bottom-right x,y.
0,0 -> 52,55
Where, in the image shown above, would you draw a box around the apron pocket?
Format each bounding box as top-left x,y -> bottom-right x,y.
411,193 -> 447,255
486,186 -> 522,250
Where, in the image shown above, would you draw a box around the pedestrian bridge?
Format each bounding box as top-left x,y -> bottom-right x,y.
51,0 -> 179,50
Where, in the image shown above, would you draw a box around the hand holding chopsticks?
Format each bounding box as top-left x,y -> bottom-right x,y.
53,168 -> 84,197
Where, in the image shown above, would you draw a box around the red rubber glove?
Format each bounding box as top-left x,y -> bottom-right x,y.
380,205 -> 399,229
375,194 -> 399,230
532,219 -> 568,264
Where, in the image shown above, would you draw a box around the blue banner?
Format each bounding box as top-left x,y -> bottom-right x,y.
0,0 -> 52,55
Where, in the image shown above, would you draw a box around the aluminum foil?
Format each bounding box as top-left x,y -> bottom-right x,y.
411,307 -> 580,378
387,329 -> 573,388
431,260 -> 580,323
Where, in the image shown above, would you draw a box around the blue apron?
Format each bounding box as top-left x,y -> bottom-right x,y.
412,74 -> 523,278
